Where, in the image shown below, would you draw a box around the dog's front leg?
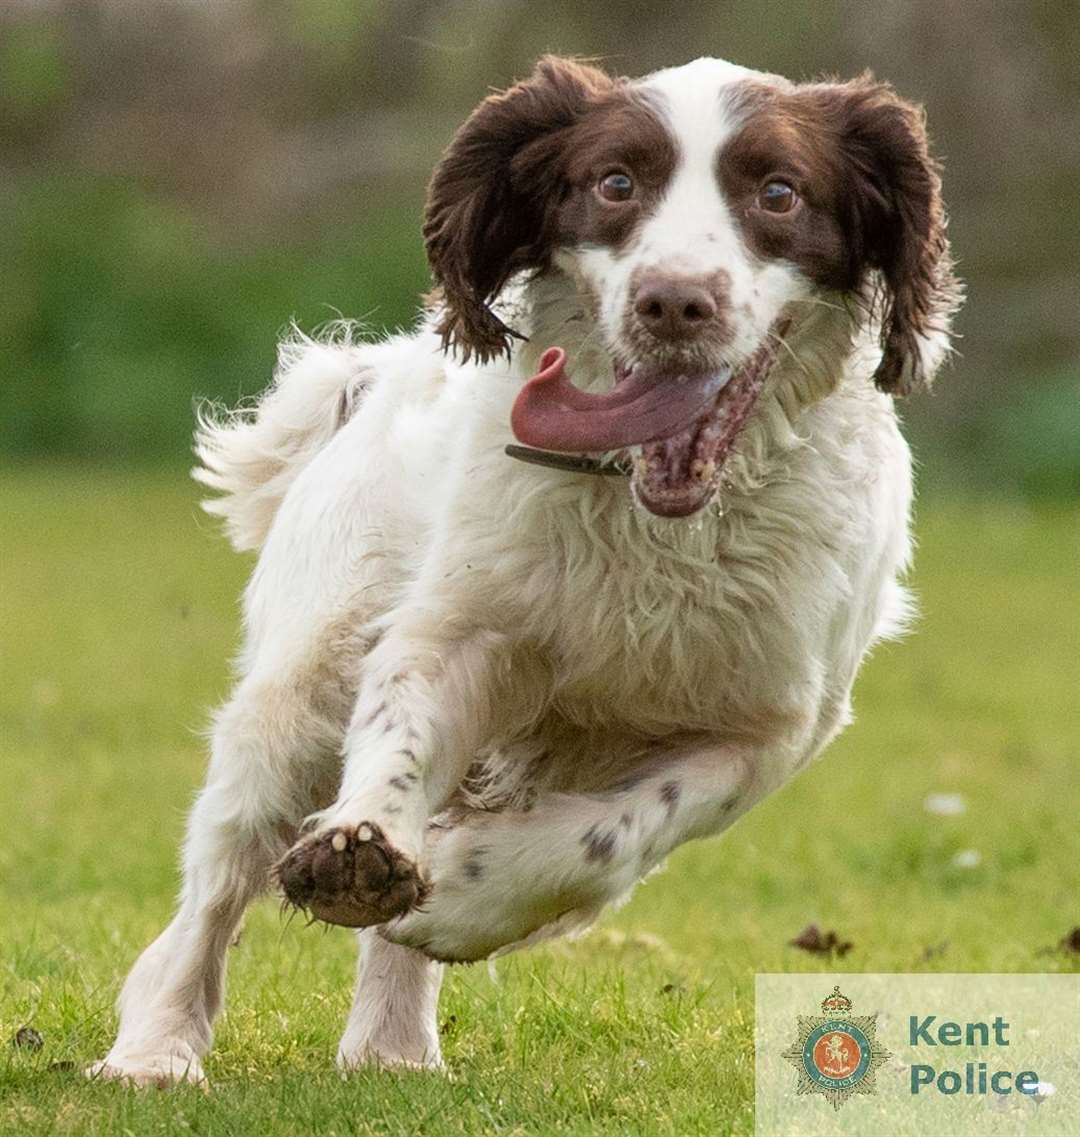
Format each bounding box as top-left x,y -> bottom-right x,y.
275,616 -> 546,928
384,742 -> 766,962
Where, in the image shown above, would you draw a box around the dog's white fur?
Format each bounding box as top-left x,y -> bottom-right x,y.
89,57 -> 949,1086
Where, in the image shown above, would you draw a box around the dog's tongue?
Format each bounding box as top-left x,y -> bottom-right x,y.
511,348 -> 730,452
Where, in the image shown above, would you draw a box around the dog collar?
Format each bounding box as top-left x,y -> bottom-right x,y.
504,444 -> 631,477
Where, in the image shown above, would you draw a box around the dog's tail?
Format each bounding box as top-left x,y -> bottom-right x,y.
193,324 -> 373,552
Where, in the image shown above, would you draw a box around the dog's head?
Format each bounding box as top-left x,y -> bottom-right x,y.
424,56 -> 959,516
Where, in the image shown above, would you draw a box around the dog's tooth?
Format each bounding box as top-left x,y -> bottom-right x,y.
331,832 -> 348,852
356,824 -> 374,842
691,459 -> 715,482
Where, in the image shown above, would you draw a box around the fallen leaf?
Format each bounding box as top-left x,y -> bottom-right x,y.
789,924 -> 854,958
11,1027 -> 44,1051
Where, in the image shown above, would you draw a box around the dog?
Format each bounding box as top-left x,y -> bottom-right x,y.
90,55 -> 959,1085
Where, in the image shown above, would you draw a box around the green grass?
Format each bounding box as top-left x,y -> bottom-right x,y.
1,466 -> 1077,1136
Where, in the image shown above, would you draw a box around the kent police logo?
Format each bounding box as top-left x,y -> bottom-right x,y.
781,986 -> 892,1110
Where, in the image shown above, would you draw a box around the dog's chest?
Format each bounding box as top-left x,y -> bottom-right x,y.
519,491 -> 825,736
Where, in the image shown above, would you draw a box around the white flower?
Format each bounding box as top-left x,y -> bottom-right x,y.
924,792 -> 966,816
951,849 -> 982,869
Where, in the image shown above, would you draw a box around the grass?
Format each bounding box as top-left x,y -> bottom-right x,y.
1,465 -> 1077,1136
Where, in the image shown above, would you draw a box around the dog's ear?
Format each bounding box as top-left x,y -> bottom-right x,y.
825,76 -> 960,395
423,56 -> 613,363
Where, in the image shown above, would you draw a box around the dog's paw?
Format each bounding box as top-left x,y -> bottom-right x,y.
85,1052 -> 207,1089
382,818 -> 609,962
379,860 -> 541,962
275,823 -> 427,928
383,908 -> 499,963
337,1042 -> 446,1074
385,898 -> 598,963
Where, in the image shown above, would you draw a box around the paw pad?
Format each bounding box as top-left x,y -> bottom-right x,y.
274,823 -> 427,928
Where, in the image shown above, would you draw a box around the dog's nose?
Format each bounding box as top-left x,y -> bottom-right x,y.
633,274 -> 719,341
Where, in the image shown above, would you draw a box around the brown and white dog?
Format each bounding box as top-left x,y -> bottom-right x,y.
90,55 -> 959,1085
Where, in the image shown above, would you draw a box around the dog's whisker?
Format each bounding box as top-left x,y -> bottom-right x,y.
788,295 -> 847,314
767,330 -> 811,377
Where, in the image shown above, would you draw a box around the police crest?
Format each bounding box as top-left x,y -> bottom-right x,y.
781,985 -> 892,1110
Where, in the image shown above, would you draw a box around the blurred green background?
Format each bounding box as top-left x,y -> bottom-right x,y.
2,8 -> 1078,1126
2,0 -> 1078,498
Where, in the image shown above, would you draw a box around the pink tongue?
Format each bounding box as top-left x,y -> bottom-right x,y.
511,348 -> 730,452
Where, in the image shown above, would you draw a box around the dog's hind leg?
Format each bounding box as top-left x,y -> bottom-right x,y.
87,676 -> 342,1087
337,928 -> 444,1071
385,741 -> 762,963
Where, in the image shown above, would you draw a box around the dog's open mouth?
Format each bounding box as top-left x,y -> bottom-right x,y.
510,336 -> 781,517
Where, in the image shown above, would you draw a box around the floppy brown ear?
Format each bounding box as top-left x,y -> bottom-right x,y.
828,77 -> 960,395
423,56 -> 613,363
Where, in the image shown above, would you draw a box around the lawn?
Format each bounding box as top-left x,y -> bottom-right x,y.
1,466 -> 1077,1136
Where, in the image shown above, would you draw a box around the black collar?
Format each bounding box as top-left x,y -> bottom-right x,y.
504,444 -> 631,477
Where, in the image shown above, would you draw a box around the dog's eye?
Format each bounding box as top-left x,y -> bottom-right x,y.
597,171 -> 635,202
757,180 -> 798,214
